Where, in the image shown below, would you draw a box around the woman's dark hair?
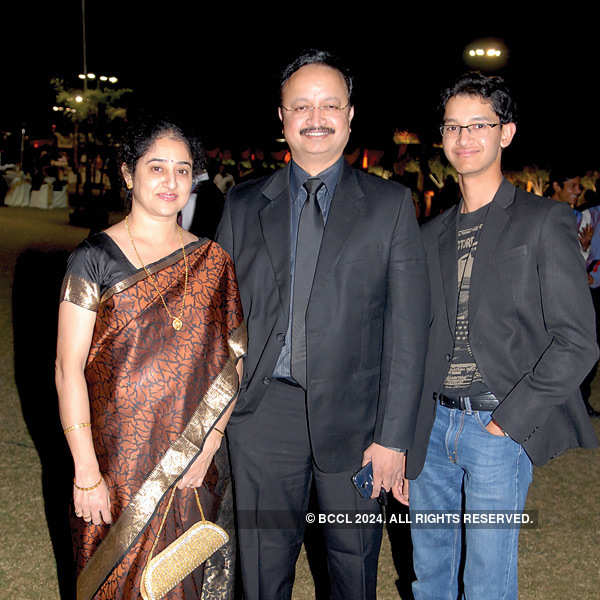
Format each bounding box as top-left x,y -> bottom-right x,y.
280,49 -> 353,103
119,119 -> 206,186
440,72 -> 517,124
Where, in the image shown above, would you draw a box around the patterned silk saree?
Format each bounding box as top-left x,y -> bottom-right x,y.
61,237 -> 245,599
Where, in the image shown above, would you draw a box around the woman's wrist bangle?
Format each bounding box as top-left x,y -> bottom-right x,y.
213,426 -> 225,437
73,476 -> 103,492
64,422 -> 91,434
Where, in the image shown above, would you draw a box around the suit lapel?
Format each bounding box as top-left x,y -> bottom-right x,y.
259,166 -> 291,316
439,205 -> 459,337
469,179 -> 515,324
312,162 -> 365,285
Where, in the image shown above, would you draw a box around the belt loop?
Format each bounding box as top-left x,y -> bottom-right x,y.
463,396 -> 472,414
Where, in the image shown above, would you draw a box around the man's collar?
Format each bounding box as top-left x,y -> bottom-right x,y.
444,177 -> 516,228
290,156 -> 344,193
492,177 -> 516,209
460,177 -> 515,213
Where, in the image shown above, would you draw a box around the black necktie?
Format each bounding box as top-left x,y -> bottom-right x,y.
291,177 -> 325,388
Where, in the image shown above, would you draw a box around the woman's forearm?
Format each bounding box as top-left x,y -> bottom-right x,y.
56,301 -> 100,484
56,364 -> 101,481
213,358 -> 243,433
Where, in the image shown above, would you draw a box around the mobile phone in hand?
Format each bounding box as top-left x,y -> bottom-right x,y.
352,462 -> 388,505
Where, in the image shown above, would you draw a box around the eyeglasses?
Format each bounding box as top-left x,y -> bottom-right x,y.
440,123 -> 500,138
280,103 -> 350,116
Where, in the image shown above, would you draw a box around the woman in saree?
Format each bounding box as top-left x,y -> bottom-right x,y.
55,120 -> 245,599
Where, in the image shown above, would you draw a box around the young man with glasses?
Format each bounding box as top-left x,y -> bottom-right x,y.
217,49 -> 429,599
403,72 -> 599,599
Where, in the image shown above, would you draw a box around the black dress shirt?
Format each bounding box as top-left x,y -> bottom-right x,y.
272,157 -> 343,379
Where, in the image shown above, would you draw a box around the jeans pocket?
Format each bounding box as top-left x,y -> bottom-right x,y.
474,411 -> 508,440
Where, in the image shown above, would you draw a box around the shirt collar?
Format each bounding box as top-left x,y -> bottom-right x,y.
290,156 -> 344,202
458,177 -> 516,215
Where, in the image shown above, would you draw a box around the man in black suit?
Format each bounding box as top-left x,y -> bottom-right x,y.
404,72 -> 599,599
180,171 -> 225,240
216,50 -> 429,600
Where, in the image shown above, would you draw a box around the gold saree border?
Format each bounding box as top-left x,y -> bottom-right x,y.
77,321 -> 247,600
100,240 -> 208,304
61,274 -> 101,312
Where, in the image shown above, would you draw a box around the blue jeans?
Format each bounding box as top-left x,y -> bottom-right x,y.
410,404 -> 533,600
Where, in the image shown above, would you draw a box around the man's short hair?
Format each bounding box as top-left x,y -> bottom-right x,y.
280,49 -> 353,103
549,169 -> 580,188
440,72 -> 517,124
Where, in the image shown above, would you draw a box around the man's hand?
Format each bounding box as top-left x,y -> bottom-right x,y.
579,224 -> 594,251
486,419 -> 506,437
362,443 -> 406,500
391,476 -> 410,506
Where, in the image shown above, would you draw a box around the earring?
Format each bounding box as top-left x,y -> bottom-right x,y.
126,182 -> 133,190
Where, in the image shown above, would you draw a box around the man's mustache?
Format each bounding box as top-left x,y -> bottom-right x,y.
300,127 -> 335,135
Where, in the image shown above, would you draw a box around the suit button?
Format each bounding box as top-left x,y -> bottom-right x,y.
445,354 -> 451,362
263,377 -> 271,386
276,333 -> 285,344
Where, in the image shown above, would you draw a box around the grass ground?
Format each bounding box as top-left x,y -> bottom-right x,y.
0,206 -> 598,599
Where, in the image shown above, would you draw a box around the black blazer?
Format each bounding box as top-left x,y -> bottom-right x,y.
217,161 -> 430,472
187,180 -> 225,241
406,179 -> 599,479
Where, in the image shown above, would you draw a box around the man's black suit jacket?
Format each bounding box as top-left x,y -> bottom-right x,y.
216,161 -> 430,472
188,180 -> 225,240
407,179 -> 599,479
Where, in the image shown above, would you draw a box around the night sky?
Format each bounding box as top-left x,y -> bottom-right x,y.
2,5 -> 597,171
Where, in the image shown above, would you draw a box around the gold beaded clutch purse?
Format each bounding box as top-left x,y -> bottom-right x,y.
140,486 -> 229,600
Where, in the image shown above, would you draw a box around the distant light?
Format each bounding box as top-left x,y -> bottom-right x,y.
465,38 -> 507,69
108,76 -> 118,84
52,106 -> 60,112
99,75 -> 108,81
87,73 -> 96,79
75,95 -> 83,103
275,138 -> 286,143
78,74 -> 86,80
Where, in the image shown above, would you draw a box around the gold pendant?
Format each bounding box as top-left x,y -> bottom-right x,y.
172,317 -> 183,331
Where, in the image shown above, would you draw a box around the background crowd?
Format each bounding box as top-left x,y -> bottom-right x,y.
4,132 -> 600,219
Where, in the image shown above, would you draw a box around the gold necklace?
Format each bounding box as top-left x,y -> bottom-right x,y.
125,215 -> 189,331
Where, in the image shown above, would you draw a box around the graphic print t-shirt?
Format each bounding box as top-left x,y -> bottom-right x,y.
442,204 -> 491,396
